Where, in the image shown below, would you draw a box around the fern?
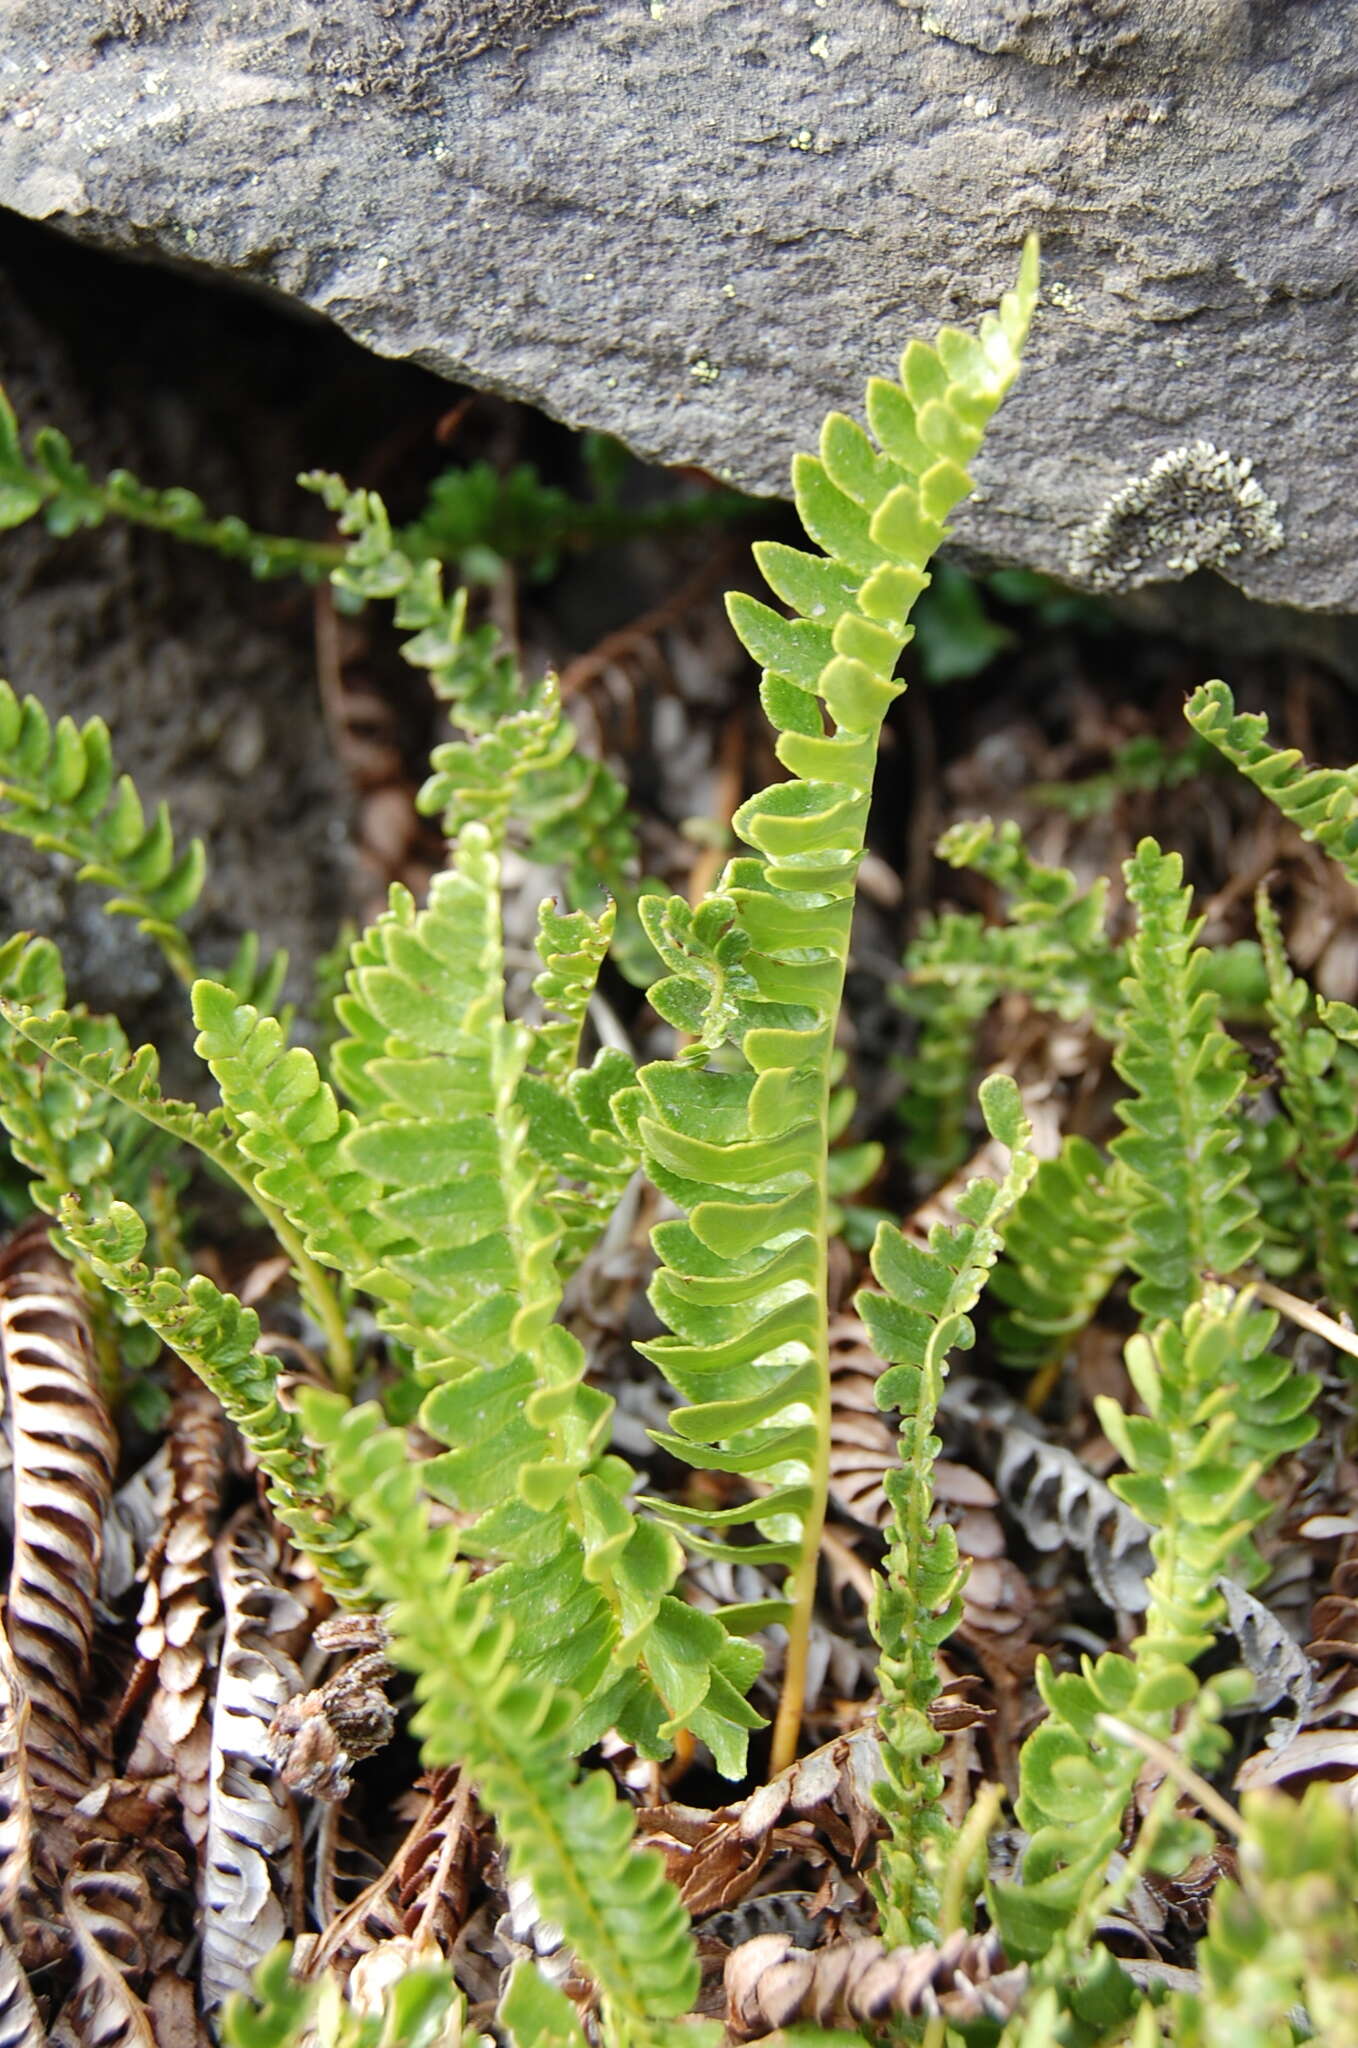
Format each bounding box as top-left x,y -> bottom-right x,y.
62,1200 -> 369,1599
300,1394 -> 701,2037
858,1072 -> 1036,1946
304,474 -> 641,920
899,822 -> 1120,1174
1187,678 -> 1358,883
0,680 -> 284,1003
1111,839 -> 1261,1322
994,1287 -> 1317,1955
632,238 -> 1040,1774
1168,1786 -> 1358,2048
989,1137 -> 1137,1368
1254,888 -> 1358,1316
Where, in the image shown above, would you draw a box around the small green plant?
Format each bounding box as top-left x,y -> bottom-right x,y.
2,241 -> 1355,2048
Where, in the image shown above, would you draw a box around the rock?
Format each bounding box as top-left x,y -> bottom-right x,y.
0,211 -> 445,1043
1,3 -> 1356,611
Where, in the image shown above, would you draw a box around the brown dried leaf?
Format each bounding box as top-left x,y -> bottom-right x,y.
724,1929 -> 1026,2040
947,1374 -> 1153,1611
267,1651 -> 395,1803
199,1509 -> 307,2013
0,1926 -> 43,2048
57,1857 -> 160,2048
0,1632 -> 33,1933
127,1383 -> 229,1847
0,1223 -> 117,1804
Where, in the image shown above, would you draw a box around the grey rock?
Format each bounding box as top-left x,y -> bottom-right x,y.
1,0 -> 1356,611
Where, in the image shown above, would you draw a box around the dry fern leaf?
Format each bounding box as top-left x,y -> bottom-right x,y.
0,1221 -> 116,1805
396,1769 -> 477,1950
0,1928 -> 43,2048
126,1381 -> 228,1848
0,1635 -> 32,1935
946,1373 -> 1154,1611
199,1508 -> 307,2014
724,1928 -> 1026,2040
55,1858 -> 159,2048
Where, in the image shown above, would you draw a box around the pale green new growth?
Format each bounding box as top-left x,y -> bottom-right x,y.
634,237 -> 1040,1773
1187,678 -> 1358,884
859,1073 -> 1036,1945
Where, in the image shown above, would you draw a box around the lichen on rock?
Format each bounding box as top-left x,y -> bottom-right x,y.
1069,441 -> 1284,592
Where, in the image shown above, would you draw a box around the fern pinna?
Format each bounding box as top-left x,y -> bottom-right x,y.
632,237 -> 1040,1772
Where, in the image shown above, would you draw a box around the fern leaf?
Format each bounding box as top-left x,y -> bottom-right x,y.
304,475 -> 641,914
190,980 -> 406,1309
330,828 -> 745,1762
61,1201 -> 368,1599
200,1511 -> 306,2013
1110,839 -> 1260,1322
1255,888 -> 1358,1315
858,1073 -> 1037,1945
996,1288 -> 1316,1952
531,897 -> 616,1085
935,817 -> 1124,1030
636,241 -> 1039,1775
301,1394 -> 701,2029
990,1138 -> 1136,1367
1186,679 -> 1358,883
0,681 -> 205,983
0,1223 -> 115,1804
0,938 -> 122,1218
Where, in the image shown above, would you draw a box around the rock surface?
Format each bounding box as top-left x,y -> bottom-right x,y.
1,0 -> 1357,611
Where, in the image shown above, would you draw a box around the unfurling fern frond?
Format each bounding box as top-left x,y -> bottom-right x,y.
858,1073 -> 1036,1946
1186,679 -> 1358,885
634,240 -> 1040,1774
61,1202 -> 368,1600
301,1396 -> 701,2035
0,681 -> 284,1005
1110,839 -> 1260,1323
995,1287 -> 1317,1957
1255,888 -> 1358,1316
989,1137 -> 1136,1367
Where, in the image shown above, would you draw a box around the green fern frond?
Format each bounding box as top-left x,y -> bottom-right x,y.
1186,679 -> 1358,883
63,1199 -> 369,1598
996,1287 -> 1316,1954
190,979 -> 407,1314
328,824 -> 754,1765
531,897 -> 616,1083
1110,839 -> 1260,1323
1169,1786 -> 1358,2048
0,679 -> 286,1003
0,935 -> 123,1217
0,383 -> 341,577
1255,888 -> 1358,1316
990,1137 -> 1136,1367
303,474 -> 640,914
301,1393 -> 701,2030
635,241 -> 1039,1774
858,1072 -> 1037,1946
898,821 -> 1121,1175
0,680 -> 206,983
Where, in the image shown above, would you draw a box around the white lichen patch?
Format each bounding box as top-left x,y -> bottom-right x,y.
1069,440 -> 1284,590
